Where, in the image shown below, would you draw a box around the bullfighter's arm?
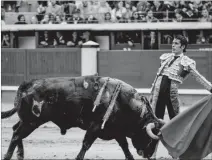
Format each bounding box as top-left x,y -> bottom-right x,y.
188,63 -> 212,93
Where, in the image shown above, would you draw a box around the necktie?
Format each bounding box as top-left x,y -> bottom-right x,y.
168,56 -> 179,67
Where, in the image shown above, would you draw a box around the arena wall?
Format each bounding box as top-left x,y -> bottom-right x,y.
2,48 -> 212,90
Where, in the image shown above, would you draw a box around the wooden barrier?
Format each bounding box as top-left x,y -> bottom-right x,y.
1,49 -> 26,85
1,48 -> 81,85
2,48 -> 211,89
98,50 -> 212,89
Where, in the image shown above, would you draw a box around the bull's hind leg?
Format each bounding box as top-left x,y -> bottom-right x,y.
75,122 -> 100,160
3,122 -> 39,160
115,137 -> 134,160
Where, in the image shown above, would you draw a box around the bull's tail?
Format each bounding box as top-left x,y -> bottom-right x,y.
1,108 -> 17,119
1,81 -> 31,119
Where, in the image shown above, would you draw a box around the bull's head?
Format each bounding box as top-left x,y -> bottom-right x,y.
131,95 -> 165,159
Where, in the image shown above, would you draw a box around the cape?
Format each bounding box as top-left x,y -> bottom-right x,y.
160,94 -> 212,159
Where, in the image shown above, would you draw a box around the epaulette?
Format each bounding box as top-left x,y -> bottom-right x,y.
160,53 -> 174,60
181,55 -> 196,67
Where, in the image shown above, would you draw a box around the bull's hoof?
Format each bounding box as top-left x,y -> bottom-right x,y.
3,154 -> 11,160
17,155 -> 24,160
126,155 -> 134,160
75,157 -> 82,160
60,129 -> 67,135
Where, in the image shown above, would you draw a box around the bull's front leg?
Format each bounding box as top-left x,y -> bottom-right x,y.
75,122 -> 99,160
12,121 -> 24,160
115,137 -> 134,160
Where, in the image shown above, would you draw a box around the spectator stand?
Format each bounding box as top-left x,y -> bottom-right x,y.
1,22 -> 212,50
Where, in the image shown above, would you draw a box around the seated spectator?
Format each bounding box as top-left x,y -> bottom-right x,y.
137,1 -> 148,13
90,1 -> 100,18
130,11 -> 139,22
97,1 -> 111,23
36,3 -> 46,23
116,32 -> 134,48
46,0 -> 62,16
181,8 -> 198,22
63,1 -> 77,15
161,11 -> 172,22
2,1 -> 18,12
145,9 -> 159,22
138,11 -> 147,22
104,12 -> 113,23
123,1 -> 133,23
152,1 -> 166,21
49,13 -> 55,24
39,31 -> 54,46
66,31 -> 83,47
196,35 -> 207,44
172,11 -> 184,22
199,9 -> 212,22
131,11 -> 145,23
126,0 -> 137,12
85,15 -> 98,24
1,33 -> 10,47
163,34 -> 173,44
30,15 -> 38,24
60,14 -> 67,24
68,9 -> 84,24
15,14 -> 27,24
78,1 -> 96,19
54,31 -> 65,46
40,14 -> 50,24
16,0 -> 38,12
164,1 -> 176,19
81,31 -> 95,43
144,31 -> 158,49
55,15 -> 62,24
111,1 -> 127,22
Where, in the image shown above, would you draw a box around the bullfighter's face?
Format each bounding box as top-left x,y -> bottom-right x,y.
172,38 -> 184,55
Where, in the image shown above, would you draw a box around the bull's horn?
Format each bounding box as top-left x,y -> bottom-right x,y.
146,123 -> 159,140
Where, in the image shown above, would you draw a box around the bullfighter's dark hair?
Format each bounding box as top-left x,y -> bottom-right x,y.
174,34 -> 188,52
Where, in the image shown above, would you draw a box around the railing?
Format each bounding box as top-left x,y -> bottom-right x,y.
2,22 -> 212,31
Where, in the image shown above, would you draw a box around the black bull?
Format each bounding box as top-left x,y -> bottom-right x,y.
2,75 -> 164,160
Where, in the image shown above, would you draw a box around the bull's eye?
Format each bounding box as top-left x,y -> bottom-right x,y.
94,82 -> 99,91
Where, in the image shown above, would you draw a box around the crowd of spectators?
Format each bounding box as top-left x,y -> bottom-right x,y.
39,30 -> 94,47
1,0 -> 212,25
1,1 -> 212,48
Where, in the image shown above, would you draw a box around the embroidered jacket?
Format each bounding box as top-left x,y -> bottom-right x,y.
151,53 -> 212,93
